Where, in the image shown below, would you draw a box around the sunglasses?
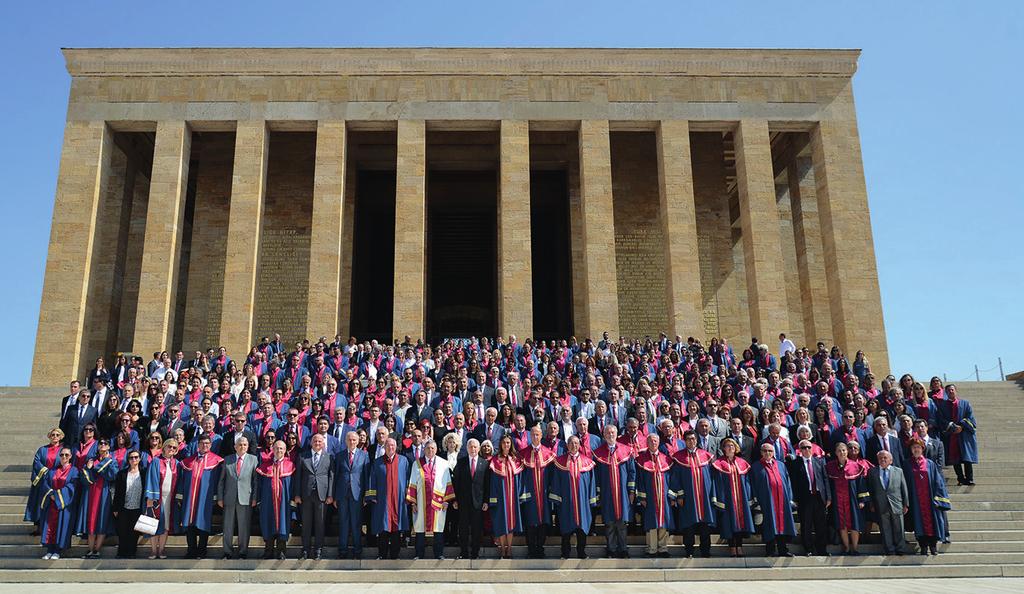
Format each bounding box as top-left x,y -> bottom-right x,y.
84,428 -> 95,432
800,446 -> 812,450
59,453 -> 72,458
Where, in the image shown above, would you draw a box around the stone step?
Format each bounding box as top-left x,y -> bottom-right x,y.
0,563 -> 1016,583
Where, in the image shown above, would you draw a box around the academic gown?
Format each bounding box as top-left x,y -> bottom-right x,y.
940,398 -> 978,465
592,444 -> 635,524
519,445 -> 556,527
825,459 -> 869,532
904,456 -> 951,539
25,444 -> 61,523
487,456 -> 525,536
255,458 -> 296,539
76,455 -> 119,535
366,454 -> 411,535
39,465 -> 78,550
548,453 -> 598,534
145,456 -> 181,535
178,452 -> 223,532
711,457 -> 755,538
670,448 -> 717,529
750,458 -> 797,539
635,450 -> 675,531
407,456 -> 454,534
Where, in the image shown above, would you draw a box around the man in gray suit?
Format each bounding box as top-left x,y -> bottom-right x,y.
218,436 -> 258,559
722,418 -> 755,461
866,450 -> 910,555
294,433 -> 334,560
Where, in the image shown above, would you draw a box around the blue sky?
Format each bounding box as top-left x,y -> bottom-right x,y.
0,1 -> 1020,385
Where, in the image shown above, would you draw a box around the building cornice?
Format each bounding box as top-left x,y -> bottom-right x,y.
63,47 -> 859,78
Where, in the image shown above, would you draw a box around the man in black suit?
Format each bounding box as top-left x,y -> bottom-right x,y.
220,413 -> 259,457
159,403 -> 186,440
61,389 -> 98,444
59,380 -> 82,422
294,434 -> 334,560
722,418 -> 755,461
865,417 -> 905,470
787,439 -> 832,556
452,438 -> 487,559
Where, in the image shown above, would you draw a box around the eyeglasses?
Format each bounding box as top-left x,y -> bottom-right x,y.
84,428 -> 95,432
59,453 -> 72,458
800,446 -> 812,450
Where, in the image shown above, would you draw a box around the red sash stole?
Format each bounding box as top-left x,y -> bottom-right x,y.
593,444 -> 631,520
711,457 -> 750,528
257,459 -> 295,532
74,440 -> 95,469
490,456 -> 523,531
672,449 -> 712,520
183,453 -> 222,524
760,459 -> 786,529
384,456 -> 400,531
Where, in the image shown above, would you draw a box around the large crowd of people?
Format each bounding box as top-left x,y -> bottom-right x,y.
27,332 -> 978,562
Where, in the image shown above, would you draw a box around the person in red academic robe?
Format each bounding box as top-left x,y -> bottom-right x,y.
78,438 -> 119,557
635,433 -> 675,558
750,443 -> 797,557
670,430 -> 717,558
145,438 -> 182,559
825,442 -> 869,555
39,448 -> 78,559
519,425 -> 556,559
255,440 -> 295,560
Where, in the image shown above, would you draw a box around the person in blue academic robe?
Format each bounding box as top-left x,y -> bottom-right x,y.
711,437 -> 755,557
366,438 -> 411,559
750,443 -> 797,557
39,449 -> 78,559
635,434 -> 675,558
178,435 -> 223,559
519,427 -> 556,559
255,440 -> 295,559
670,431 -> 717,558
938,386 -> 978,486
145,440 -> 182,559
25,430 -> 63,527
905,440 -> 951,555
592,427 -> 636,559
77,439 -> 119,557
548,435 -> 598,559
487,436 -> 524,559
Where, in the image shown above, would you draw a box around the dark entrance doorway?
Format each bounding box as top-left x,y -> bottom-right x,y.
426,170 -> 497,341
349,170 -> 396,341
530,170 -> 574,339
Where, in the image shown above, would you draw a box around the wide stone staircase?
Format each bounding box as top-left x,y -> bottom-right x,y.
0,381 -> 1022,583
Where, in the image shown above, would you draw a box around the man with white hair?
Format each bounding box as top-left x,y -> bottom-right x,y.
408,440 -> 454,560
472,407 -> 504,446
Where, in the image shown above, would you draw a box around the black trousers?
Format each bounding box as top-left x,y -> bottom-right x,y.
954,462 -> 974,483
458,508 -> 483,558
526,524 -> 547,557
765,535 -> 791,556
798,495 -> 829,554
561,529 -> 587,558
414,532 -> 445,559
378,530 -> 402,559
115,508 -> 142,558
186,526 -> 209,558
681,522 -> 711,556
300,497 -> 327,554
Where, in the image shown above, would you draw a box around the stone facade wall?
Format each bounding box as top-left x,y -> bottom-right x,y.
610,132 -> 668,338
253,132 -> 315,346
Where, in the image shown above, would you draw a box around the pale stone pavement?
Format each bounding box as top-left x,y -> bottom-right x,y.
5,580 -> 1023,593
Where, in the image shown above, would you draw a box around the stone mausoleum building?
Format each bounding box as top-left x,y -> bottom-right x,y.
31,48 -> 888,385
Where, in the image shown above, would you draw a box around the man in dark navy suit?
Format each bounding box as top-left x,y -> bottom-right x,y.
60,389 -> 98,444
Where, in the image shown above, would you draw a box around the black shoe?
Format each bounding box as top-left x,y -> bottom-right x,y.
658,552 -> 670,558
805,552 -> 814,557
701,552 -> 711,558
579,553 -> 589,560
645,552 -> 657,558
298,551 -> 308,560
262,550 -> 274,560
621,551 -> 630,559
222,553 -> 232,560
967,481 -> 975,486
277,551 -> 287,560
929,547 -> 938,556
895,551 -> 905,556
184,552 -> 197,560
314,549 -> 323,560
919,549 -> 928,556
239,553 -> 247,560
778,551 -> 794,558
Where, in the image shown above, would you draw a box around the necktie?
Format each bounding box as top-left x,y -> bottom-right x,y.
313,452 -> 320,469
470,458 -> 476,478
882,435 -> 889,452
236,458 -> 243,476
807,459 -> 815,492
882,468 -> 889,490
349,451 -> 354,466
79,407 -> 85,421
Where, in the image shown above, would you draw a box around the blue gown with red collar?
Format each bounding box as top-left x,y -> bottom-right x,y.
177,452 -> 223,532
592,443 -> 635,524
670,448 -> 717,528
76,455 -> 119,535
548,453 -> 598,534
39,464 -> 79,550
750,457 -> 797,539
366,454 -> 411,535
255,457 -> 296,539
487,456 -> 525,536
519,445 -> 556,527
635,450 -> 675,531
711,456 -> 755,538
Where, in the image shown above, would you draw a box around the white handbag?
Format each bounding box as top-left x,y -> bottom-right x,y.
134,511 -> 159,536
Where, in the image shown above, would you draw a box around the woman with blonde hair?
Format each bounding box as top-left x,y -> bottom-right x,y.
144,438 -> 182,559
25,427 -> 64,535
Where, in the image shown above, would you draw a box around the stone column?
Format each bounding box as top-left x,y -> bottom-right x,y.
132,120 -> 192,355
734,119 -> 789,340
392,120 -> 427,341
305,120 -> 347,339
498,120 -> 533,339
31,121 -> 112,386
656,120 -> 704,339
577,120 -> 619,339
220,121 -> 268,359
788,151 -> 834,345
811,94 -> 889,373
